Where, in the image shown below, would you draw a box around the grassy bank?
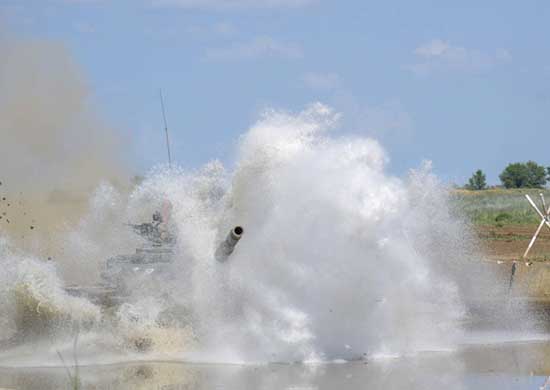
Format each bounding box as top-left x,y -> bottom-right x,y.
451,188 -> 550,226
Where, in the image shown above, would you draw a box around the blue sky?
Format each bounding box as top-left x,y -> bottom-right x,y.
2,0 -> 550,185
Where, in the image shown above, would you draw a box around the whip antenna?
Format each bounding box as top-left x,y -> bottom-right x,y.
159,89 -> 172,168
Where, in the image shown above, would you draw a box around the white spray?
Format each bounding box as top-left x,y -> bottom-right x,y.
0,103 -> 481,364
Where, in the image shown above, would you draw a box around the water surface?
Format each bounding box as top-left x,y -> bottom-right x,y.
2,339 -> 550,390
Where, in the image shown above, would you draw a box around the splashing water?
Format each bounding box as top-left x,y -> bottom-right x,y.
0,103 -> 489,365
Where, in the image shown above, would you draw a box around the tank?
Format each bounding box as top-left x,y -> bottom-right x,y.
12,213 -> 244,349
64,211 -> 176,305
65,215 -> 244,305
103,212 -> 176,294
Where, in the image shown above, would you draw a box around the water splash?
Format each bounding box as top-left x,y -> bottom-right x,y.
0,103 -> 490,365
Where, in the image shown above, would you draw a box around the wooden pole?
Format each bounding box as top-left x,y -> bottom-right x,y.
523,194 -> 550,259
541,193 -> 548,214
523,218 -> 546,259
525,195 -> 550,230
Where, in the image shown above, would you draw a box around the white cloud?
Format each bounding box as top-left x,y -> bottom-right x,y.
204,36 -> 303,61
414,39 -> 452,58
152,0 -> 315,9
303,72 -> 341,90
407,39 -> 511,76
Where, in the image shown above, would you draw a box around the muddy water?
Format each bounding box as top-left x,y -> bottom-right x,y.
1,340 -> 550,390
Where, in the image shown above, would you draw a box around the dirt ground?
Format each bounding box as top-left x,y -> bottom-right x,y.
476,224 -> 550,261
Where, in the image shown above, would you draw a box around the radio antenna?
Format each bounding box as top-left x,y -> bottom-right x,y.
159,89 -> 172,168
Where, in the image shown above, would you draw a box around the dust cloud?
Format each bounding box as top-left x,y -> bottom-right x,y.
0,35 -> 132,257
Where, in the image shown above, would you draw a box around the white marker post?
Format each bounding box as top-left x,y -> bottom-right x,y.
523,193 -> 550,259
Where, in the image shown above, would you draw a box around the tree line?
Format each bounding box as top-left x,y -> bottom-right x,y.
465,161 -> 550,190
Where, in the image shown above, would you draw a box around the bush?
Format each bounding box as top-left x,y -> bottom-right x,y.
499,161 -> 547,188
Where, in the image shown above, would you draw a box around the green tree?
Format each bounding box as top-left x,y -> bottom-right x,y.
499,161 -> 547,188
525,161 -> 547,188
466,169 -> 487,190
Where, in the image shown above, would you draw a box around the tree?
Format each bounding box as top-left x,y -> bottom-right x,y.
466,169 -> 487,190
499,161 -> 547,188
525,161 -> 547,188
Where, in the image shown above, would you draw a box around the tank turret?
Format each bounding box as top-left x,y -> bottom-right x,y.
99,212 -> 176,297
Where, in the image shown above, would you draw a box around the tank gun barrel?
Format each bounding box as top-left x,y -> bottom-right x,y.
215,226 -> 244,262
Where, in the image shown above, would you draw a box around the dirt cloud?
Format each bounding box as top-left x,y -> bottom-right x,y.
0,35 -> 132,254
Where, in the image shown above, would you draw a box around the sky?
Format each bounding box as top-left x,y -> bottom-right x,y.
2,0 -> 550,185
